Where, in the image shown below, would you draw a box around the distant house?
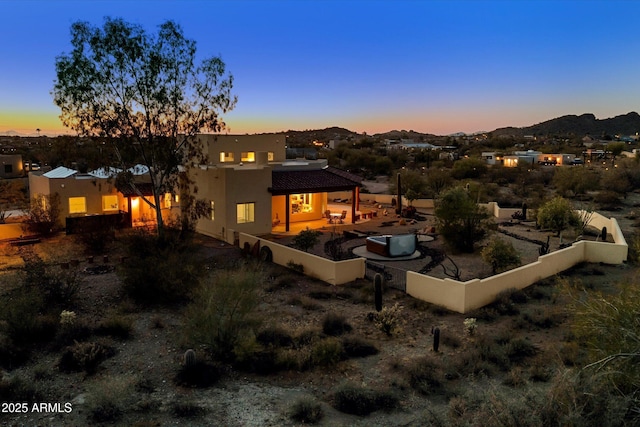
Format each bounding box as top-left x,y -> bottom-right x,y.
28,165 -> 178,231
0,154 -> 24,178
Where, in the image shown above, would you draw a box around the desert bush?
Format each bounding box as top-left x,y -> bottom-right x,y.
502,367 -> 527,387
519,307 -> 565,330
481,237 -> 521,274
408,357 -> 443,395
287,295 -> 321,310
58,341 -> 116,374
341,337 -> 379,358
308,290 -> 332,300
75,223 -> 116,255
1,288 -> 57,345
0,334 -> 29,370
505,337 -> 537,363
310,337 -> 343,367
95,314 -> 133,340
174,360 -> 222,388
286,260 -> 304,274
266,274 -> 297,292
332,383 -> 399,416
184,265 -> 264,361
374,303 -> 403,336
0,374 -> 43,403
289,396 -> 324,424
256,326 -> 294,348
21,251 -> 82,308
440,333 -> 462,349
118,229 -> 205,305
292,227 -> 322,252
172,400 -> 206,418
322,312 -> 352,336
23,192 -> 61,236
87,375 -> 133,423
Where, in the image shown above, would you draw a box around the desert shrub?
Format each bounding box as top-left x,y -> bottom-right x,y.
341,337 -> 379,358
256,326 -> 293,348
292,227 -> 322,252
95,315 -> 133,340
294,328 -> 322,348
310,337 -> 343,367
289,397 -> 324,424
174,360 -> 222,388
594,190 -> 621,210
58,341 -> 116,374
519,307 -> 565,330
184,265 -> 264,361
475,335 -> 510,370
21,251 -> 82,308
322,312 -> 352,336
87,375 -> 133,423
24,192 -> 61,236
375,303 -> 403,335
408,357 -> 443,395
266,274 -> 297,291
286,260 -> 304,274
440,333 -> 462,349
481,237 -> 522,274
502,367 -> 527,387
172,400 -> 206,418
487,289 -> 520,316
118,229 -> 205,305
1,287 -> 57,345
528,357 -> 554,382
505,337 -> 538,363
332,383 -> 399,416
75,223 -> 116,255
308,290 -> 332,300
0,334 -> 29,370
0,374 -> 43,403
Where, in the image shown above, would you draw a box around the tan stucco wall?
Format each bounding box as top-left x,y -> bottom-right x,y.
196,134 -> 286,164
0,154 -> 24,178
193,164 -> 273,241
0,223 -> 25,240
239,233 -> 365,285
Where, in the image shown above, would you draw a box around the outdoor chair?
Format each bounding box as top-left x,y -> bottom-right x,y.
339,210 -> 347,224
325,210 -> 333,223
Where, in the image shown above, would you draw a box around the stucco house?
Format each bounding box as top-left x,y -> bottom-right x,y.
0,154 -> 24,178
190,134 -> 362,243
28,165 -> 179,231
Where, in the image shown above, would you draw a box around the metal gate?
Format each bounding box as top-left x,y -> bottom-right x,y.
365,260 -> 407,292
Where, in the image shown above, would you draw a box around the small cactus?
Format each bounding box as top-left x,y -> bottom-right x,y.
183,349 -> 196,367
374,273 -> 383,312
601,226 -> 607,242
432,327 -> 440,352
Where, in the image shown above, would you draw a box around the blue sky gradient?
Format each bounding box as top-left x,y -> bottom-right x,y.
1,0 -> 639,136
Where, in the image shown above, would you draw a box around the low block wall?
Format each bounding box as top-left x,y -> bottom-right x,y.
407,214 -> 627,313
239,233 -> 365,285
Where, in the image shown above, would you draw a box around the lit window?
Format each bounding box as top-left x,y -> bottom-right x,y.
237,202 -> 255,224
220,152 -> 234,162
164,193 -> 172,208
268,152 -> 274,161
241,151 -> 255,162
210,201 -> 215,221
102,195 -> 119,211
174,194 -> 180,203
69,197 -> 86,214
291,193 -> 313,214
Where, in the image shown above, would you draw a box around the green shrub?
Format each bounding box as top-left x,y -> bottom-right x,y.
505,337 -> 538,363
408,357 -> 443,395
118,229 -> 205,305
341,337 -> 379,358
332,383 -> 399,416
256,326 -> 293,348
289,397 -> 324,424
95,315 -> 133,340
87,375 -> 132,423
310,338 -> 343,367
174,361 -> 222,388
322,312 -> 352,336
58,341 -> 116,374
184,265 -> 264,361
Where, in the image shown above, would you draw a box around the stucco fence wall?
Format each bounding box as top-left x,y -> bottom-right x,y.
407,213 -> 627,313
238,233 -> 365,285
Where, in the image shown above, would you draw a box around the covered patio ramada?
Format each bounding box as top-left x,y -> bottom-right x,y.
269,166 -> 363,232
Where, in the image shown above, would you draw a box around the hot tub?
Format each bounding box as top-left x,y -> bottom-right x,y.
365,234 -> 417,257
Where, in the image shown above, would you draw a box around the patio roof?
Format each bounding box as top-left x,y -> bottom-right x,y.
269,166 -> 362,195
117,182 -> 155,197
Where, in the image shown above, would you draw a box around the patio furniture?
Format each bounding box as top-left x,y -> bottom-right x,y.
330,212 -> 342,223
325,210 -> 333,223
339,210 -> 347,224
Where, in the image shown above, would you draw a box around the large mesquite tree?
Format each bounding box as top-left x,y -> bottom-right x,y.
435,186 -> 491,253
53,18 -> 236,237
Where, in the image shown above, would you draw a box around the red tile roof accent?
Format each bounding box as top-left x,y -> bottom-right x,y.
270,166 -> 362,195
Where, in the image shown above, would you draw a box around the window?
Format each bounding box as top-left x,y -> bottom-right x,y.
268,152 -> 274,161
291,193 -> 313,214
69,197 -> 87,214
102,195 -> 119,211
220,152 -> 234,162
210,201 -> 215,220
237,202 -> 255,224
241,151 -> 255,162
164,193 -> 172,208
4,165 -> 12,174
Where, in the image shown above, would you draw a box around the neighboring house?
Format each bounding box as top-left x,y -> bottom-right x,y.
190,134 -> 362,242
28,165 -> 179,231
0,154 -> 24,178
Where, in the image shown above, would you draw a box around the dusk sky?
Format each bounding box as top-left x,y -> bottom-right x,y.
1,0 -> 639,137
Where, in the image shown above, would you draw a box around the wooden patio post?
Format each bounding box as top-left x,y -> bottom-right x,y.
285,194 -> 290,232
